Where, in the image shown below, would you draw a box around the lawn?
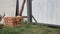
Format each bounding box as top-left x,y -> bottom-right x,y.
0,22 -> 60,34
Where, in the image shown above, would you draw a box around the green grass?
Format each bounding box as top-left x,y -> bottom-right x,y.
0,22 -> 60,34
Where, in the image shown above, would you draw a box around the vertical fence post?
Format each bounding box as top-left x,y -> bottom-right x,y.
16,0 -> 19,16
27,0 -> 32,23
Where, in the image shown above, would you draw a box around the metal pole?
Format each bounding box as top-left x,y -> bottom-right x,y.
27,0 -> 32,23
20,0 -> 26,16
16,0 -> 19,16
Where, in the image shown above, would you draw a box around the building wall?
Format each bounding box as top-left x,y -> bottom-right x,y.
0,0 -> 16,16
20,0 -> 60,25
0,0 -> 60,25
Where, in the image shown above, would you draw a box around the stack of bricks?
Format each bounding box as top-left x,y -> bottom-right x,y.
3,16 -> 23,27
